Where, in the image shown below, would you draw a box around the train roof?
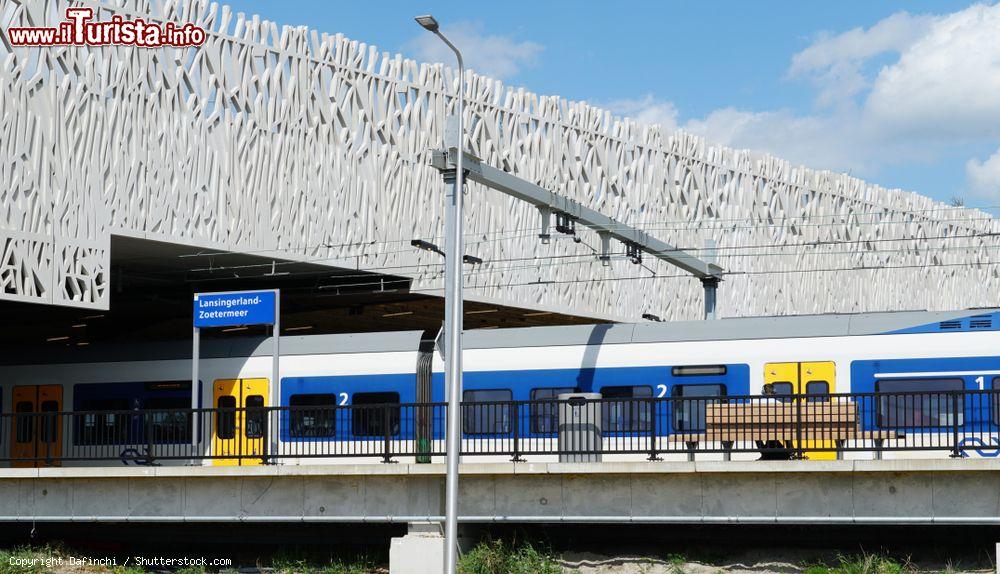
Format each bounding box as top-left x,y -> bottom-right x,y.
463,308 -> 1000,349
1,308 -> 997,366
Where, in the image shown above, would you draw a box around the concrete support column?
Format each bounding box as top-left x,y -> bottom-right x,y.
390,522 -> 445,574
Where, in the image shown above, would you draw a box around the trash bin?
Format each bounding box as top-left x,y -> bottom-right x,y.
558,393 -> 602,462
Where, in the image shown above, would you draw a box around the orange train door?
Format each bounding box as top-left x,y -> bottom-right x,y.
212,378 -> 268,466
764,362 -> 837,460
10,385 -> 63,468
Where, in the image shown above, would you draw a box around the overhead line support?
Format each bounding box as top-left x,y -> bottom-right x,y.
430,149 -> 725,319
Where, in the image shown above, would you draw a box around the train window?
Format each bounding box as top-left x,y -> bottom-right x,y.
770,382 -> 794,402
75,398 -> 130,446
993,377 -> 1000,426
39,401 -> 58,444
216,396 -> 237,440
463,389 -> 512,435
601,386 -> 653,433
529,387 -> 578,434
145,397 -> 191,443
352,392 -> 401,438
244,395 -> 266,439
15,401 -> 33,443
805,381 -> 830,402
671,384 -> 726,432
672,365 -> 727,377
876,378 -> 964,427
289,394 -> 337,438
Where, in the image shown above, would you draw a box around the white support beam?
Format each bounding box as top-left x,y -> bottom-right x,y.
431,150 -> 724,280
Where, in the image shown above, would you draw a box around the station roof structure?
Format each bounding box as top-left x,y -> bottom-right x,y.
3,0 -> 999,343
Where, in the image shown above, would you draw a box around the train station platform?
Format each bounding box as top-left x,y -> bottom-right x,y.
0,459 -> 998,525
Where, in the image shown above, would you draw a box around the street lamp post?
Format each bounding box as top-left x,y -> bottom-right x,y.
415,14 -> 465,574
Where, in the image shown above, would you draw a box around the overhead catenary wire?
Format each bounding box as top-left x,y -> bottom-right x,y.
142,230 -> 1000,292
174,230 -> 1000,278
173,243 -> 1000,286
112,204 -> 1000,266
256,257 -> 1000,300
99,195 -> 1000,293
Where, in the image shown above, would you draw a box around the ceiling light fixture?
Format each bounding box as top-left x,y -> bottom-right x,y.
382,311 -> 415,318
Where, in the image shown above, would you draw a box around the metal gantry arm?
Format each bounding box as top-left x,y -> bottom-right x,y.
430,149 -> 725,318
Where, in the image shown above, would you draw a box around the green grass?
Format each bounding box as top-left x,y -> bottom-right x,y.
665,553 -> 686,566
458,538 -> 561,574
805,553 -> 912,574
268,547 -> 379,574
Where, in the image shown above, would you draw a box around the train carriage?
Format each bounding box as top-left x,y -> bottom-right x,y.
1,309 -> 999,466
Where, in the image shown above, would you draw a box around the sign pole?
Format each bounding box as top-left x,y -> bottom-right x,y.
192,289 -> 280,464
192,322 -> 200,459
271,289 -> 280,460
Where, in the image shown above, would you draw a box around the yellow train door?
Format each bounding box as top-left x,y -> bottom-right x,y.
212,378 -> 269,466
764,362 -> 836,460
10,385 -> 63,468
800,361 -> 836,460
801,361 -> 835,399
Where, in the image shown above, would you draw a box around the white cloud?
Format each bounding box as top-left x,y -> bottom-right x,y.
407,21 -> 542,80
683,108 -> 833,162
789,12 -> 937,108
603,95 -> 679,132
682,108 -> 899,175
605,4 -> 1000,194
966,147 -> 1000,199
864,4 -> 1000,139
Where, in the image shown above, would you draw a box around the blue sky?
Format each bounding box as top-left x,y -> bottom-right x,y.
224,0 -> 1000,206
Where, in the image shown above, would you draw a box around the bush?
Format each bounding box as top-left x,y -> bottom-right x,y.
806,553 -> 911,574
459,538 -> 561,574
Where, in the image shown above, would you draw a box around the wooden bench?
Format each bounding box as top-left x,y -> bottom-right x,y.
667,401 -> 904,460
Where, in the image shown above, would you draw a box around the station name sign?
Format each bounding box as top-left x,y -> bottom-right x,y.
193,290 -> 276,328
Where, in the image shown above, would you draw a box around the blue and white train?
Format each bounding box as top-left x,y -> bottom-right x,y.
1,308 -> 999,466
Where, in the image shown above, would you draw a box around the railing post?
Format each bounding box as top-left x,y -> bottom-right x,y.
382,403 -> 394,463
951,391 -> 962,458
647,397 -> 661,461
510,401 -> 525,462
261,407 -> 271,465
794,393 -> 804,460
145,410 -> 155,464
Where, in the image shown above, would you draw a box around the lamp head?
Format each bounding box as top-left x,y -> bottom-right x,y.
414,15 -> 439,32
